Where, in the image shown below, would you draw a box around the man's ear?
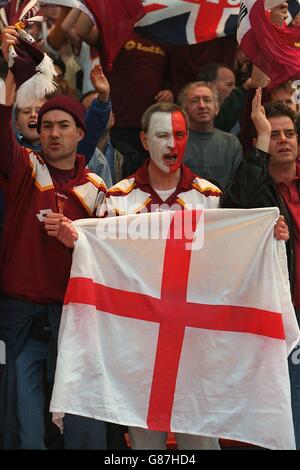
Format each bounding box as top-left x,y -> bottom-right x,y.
77,128 -> 85,143
252,137 -> 257,147
140,131 -> 149,151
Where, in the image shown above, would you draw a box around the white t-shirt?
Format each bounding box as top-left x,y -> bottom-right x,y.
154,187 -> 176,202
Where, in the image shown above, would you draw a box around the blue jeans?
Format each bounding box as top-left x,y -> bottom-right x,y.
15,337 -> 48,449
16,340 -> 108,450
288,311 -> 300,450
63,414 -> 107,450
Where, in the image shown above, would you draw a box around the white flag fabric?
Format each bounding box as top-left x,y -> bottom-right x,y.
50,208 -> 300,450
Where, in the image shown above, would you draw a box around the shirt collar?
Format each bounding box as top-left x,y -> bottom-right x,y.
135,159 -> 196,190
277,163 -> 300,187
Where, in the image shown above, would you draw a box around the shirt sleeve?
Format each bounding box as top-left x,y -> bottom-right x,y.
78,97 -> 113,165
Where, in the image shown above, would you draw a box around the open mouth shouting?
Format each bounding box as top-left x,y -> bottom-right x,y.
28,121 -> 37,129
145,110 -> 188,174
164,154 -> 178,165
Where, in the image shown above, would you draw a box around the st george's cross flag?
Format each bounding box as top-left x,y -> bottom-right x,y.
50,208 -> 300,450
237,0 -> 300,89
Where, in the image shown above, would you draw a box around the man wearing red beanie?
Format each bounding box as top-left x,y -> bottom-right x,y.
0,28 -> 107,449
37,95 -> 87,134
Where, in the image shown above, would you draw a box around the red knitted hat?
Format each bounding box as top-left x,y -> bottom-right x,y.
37,95 -> 86,133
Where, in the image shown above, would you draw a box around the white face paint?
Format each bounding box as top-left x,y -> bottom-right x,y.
146,111 -> 188,174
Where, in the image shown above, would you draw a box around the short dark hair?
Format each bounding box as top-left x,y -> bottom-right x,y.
196,63 -> 235,82
264,101 -> 297,128
141,102 -> 189,133
250,102 -> 298,140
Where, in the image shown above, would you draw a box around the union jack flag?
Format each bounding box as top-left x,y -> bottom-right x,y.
135,0 -> 240,44
29,0 -> 299,69
36,0 -> 299,47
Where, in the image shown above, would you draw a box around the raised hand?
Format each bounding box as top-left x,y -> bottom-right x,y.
251,87 -> 272,153
90,64 -> 110,103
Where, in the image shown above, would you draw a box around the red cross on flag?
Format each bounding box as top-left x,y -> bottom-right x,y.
50,208 -> 299,449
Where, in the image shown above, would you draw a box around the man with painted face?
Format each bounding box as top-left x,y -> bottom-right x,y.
96,102 -> 222,218
46,102 -> 221,450
50,102 -> 221,234
124,103 -> 221,447
48,101 -> 289,449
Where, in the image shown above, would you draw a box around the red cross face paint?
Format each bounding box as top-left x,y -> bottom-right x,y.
147,111 -> 188,173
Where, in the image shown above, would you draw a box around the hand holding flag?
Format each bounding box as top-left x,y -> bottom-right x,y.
44,213 -> 77,248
